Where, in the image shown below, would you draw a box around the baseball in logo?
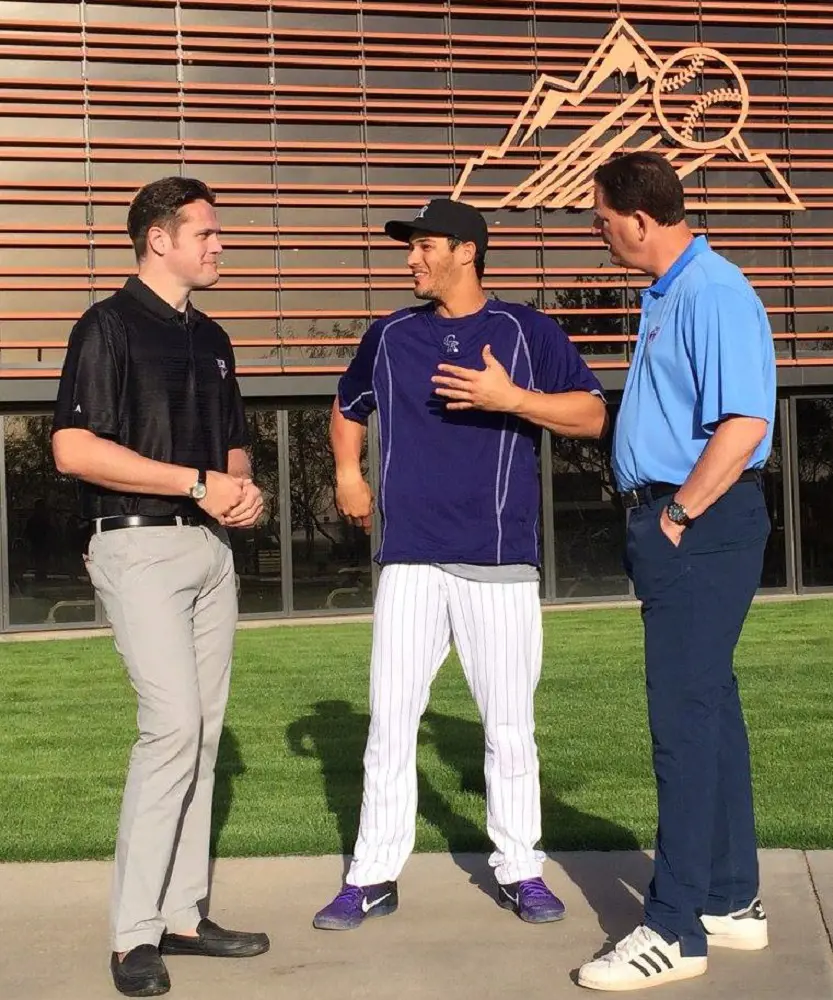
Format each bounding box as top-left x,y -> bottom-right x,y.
654,47 -> 749,151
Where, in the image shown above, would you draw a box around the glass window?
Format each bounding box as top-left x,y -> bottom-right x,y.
278,122 -> 362,143
89,119 -> 180,139
180,8 -> 266,28
628,23 -> 698,44
4,415 -> 97,627
3,2 -> 76,17
787,26 -> 833,45
369,69 -> 450,91
761,407 -> 787,588
450,17 -> 531,37
795,397 -> 833,588
87,4 -> 170,23
273,12 -> 357,32
288,406 -> 373,612
452,71 -> 533,92
0,115 -> 83,139
365,124 -> 450,146
276,67 -> 360,87
230,410 -> 282,616
700,25 -> 781,44
363,15 -> 445,34
85,62 -> 177,83
184,121 -> 271,142
366,165 -> 451,189
0,160 -> 85,185
368,287 -> 410,314
181,64 -> 272,86
280,289 -> 368,314
551,409 -> 629,599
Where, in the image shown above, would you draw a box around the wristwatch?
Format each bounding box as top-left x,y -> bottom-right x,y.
665,499 -> 692,527
189,469 -> 207,501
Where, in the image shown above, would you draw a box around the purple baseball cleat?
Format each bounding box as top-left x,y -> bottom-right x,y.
498,877 -> 567,924
313,880 -> 399,931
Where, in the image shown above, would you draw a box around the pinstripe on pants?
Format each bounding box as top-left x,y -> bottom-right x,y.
347,563 -> 546,887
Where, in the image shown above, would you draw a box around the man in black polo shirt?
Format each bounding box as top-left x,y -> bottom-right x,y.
52,177 -> 269,997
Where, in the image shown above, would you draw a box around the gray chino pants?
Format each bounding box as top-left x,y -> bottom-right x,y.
85,522 -> 237,953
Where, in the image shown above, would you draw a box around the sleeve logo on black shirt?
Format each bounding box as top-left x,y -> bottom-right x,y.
216,358 -> 229,379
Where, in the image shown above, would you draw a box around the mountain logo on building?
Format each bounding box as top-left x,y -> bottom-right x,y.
452,18 -> 803,213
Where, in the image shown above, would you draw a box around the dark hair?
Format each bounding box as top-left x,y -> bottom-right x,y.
448,237 -> 487,280
127,177 -> 216,259
593,152 -> 685,227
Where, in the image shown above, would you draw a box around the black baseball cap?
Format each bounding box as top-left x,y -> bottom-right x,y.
384,198 -> 489,256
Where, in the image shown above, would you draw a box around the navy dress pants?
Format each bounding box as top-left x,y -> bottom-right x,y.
625,479 -> 770,957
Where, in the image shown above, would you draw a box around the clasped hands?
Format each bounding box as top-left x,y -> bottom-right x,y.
199,471 -> 264,528
431,344 -> 525,413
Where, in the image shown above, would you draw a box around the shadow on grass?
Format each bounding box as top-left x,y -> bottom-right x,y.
210,726 -> 246,857
286,700 -> 652,941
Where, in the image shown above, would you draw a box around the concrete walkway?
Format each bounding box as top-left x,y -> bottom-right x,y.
0,851 -> 831,999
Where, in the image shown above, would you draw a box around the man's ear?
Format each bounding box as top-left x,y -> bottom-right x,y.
146,224 -> 171,258
633,211 -> 651,243
455,240 -> 477,267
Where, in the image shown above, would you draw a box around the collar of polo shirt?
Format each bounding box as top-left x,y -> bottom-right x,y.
644,235 -> 710,300
124,276 -> 195,325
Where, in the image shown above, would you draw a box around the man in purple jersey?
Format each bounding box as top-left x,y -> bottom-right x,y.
313,199 -> 607,931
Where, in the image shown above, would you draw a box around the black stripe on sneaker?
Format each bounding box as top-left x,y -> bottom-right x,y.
640,952 -> 663,974
650,945 -> 674,969
629,960 -> 652,978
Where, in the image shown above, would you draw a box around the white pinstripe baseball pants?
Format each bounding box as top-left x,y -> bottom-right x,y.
347,563 -> 546,887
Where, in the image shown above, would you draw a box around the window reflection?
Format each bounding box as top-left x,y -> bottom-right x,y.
761,409 -> 787,588
230,410 -> 282,615
4,415 -> 96,626
551,410 -> 629,598
796,397 -> 833,588
288,406 -> 373,611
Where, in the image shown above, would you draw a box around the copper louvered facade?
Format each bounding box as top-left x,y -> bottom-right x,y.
0,1 -> 832,382
1,2 -> 833,632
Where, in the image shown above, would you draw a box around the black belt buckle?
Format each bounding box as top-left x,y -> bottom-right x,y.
620,489 -> 641,510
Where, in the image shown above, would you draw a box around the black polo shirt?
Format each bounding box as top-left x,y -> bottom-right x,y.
52,276 -> 249,520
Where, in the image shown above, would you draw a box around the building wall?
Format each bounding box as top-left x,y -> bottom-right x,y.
1,2 -> 832,371
0,2 -> 832,630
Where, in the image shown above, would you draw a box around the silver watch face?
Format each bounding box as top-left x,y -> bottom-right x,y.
190,481 -> 207,501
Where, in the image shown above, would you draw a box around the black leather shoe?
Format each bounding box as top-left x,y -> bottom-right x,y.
110,945 -> 170,997
160,918 -> 270,958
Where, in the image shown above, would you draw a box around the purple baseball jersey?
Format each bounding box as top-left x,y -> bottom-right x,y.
338,300 -> 603,567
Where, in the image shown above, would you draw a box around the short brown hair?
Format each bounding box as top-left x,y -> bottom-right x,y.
127,176 -> 216,259
448,237 -> 487,280
594,152 -> 686,227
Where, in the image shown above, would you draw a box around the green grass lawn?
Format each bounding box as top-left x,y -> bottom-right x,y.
0,599 -> 830,863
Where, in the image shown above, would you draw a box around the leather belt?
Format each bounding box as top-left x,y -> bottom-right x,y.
618,469 -> 762,511
91,514 -> 207,535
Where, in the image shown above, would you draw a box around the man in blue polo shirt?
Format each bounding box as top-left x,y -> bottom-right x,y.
578,153 -> 775,992
311,198 -> 607,930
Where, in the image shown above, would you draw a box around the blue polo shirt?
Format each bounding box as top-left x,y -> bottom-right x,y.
338,300 -> 603,566
612,236 -> 776,492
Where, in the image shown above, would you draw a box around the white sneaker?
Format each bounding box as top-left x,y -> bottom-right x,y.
578,925 -> 707,992
701,898 -> 768,951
